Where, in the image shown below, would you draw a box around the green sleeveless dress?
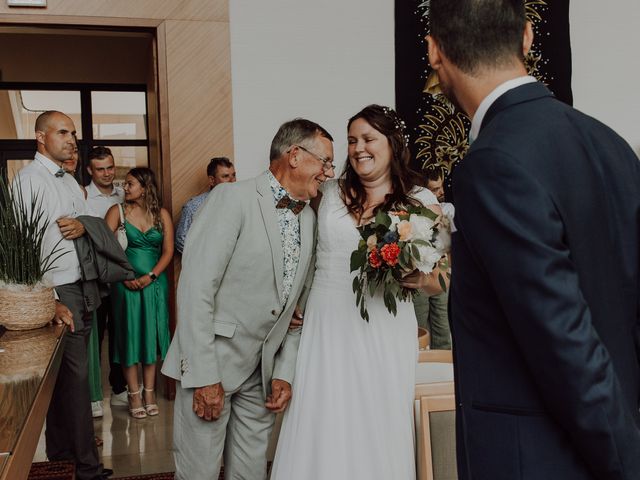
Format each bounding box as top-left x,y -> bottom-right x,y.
111,221 -> 170,367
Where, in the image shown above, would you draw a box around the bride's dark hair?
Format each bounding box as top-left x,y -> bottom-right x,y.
339,104 -> 424,218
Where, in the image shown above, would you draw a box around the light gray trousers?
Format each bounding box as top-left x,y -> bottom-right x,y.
173,367 -> 275,480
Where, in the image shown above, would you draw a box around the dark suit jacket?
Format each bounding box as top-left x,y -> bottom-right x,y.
74,215 -> 135,307
451,82 -> 640,479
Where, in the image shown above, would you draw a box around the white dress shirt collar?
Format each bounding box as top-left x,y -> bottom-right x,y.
35,151 -> 64,176
469,75 -> 537,143
86,181 -> 119,199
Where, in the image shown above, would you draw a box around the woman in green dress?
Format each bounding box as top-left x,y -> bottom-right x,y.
105,167 -> 174,419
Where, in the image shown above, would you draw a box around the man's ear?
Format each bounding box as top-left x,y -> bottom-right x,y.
86,165 -> 93,176
287,146 -> 299,168
35,130 -> 46,147
207,175 -> 216,188
522,21 -> 534,57
425,35 -> 442,70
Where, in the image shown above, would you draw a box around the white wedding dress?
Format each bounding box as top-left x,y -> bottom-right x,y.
270,180 -> 437,480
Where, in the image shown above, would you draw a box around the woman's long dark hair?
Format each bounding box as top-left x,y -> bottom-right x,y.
128,167 -> 163,229
339,104 -> 423,218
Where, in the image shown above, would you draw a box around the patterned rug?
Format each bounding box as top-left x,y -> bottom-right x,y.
28,461 -> 75,480
115,465 -> 273,479
113,473 -> 174,480
29,461 -> 271,479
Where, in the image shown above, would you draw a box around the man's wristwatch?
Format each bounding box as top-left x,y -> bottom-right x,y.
148,271 -> 157,282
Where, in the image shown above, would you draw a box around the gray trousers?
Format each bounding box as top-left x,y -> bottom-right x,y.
173,367 -> 275,480
414,290 -> 452,349
46,281 -> 103,480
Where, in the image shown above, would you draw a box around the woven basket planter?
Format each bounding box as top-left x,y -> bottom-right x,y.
0,285 -> 55,331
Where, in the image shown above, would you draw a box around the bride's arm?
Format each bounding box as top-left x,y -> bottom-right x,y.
400,257 -> 450,295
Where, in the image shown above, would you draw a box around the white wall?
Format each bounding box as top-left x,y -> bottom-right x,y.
230,1 -> 640,178
570,2 -> 640,155
229,0 -> 395,179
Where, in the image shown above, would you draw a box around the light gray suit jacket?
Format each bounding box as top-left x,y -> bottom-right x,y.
162,172 -> 315,397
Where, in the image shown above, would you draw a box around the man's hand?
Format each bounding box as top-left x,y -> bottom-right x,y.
53,301 -> 75,332
193,383 -> 225,421
57,217 -> 85,239
289,305 -> 304,330
265,379 -> 292,413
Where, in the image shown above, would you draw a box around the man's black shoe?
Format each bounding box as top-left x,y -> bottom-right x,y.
101,467 -> 113,478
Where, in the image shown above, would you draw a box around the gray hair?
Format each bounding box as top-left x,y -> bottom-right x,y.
269,118 -> 333,162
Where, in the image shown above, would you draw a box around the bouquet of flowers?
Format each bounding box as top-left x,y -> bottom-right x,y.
350,206 -> 450,321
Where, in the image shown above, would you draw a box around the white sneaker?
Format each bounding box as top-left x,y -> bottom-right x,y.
110,390 -> 128,407
91,400 -> 103,418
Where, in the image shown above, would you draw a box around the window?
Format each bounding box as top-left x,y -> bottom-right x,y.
0,82 -> 149,186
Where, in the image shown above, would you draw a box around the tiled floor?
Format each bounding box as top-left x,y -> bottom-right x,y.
33,348 -> 176,478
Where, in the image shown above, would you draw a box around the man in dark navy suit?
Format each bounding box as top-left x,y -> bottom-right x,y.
426,1 -> 640,478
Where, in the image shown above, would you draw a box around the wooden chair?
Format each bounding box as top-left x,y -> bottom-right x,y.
415,349 -> 456,480
416,382 -> 457,480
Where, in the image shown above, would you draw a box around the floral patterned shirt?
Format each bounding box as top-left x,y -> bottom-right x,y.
267,171 -> 302,306
175,190 -> 210,254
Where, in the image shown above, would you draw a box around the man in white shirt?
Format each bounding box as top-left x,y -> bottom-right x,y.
14,111 -> 111,480
85,147 -> 127,408
85,147 -> 124,218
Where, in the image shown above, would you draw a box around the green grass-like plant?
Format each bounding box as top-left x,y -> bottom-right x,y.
0,169 -> 66,286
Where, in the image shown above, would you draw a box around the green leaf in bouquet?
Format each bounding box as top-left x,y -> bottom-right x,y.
411,239 -> 430,247
398,251 -> 408,270
374,210 -> 391,229
352,276 -> 360,293
411,243 -> 421,261
416,206 -> 439,221
356,224 -> 371,241
383,290 -> 397,316
438,272 -> 448,292
350,249 -> 366,272
401,248 -> 414,270
359,297 -> 369,322
368,276 -> 378,297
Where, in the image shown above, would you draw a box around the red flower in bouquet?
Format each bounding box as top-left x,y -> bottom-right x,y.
380,242 -> 400,266
368,247 -> 383,268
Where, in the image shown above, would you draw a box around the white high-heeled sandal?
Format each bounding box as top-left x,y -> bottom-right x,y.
143,387 -> 159,416
127,387 -> 147,419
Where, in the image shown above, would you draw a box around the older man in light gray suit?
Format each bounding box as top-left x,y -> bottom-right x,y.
162,119 -> 335,479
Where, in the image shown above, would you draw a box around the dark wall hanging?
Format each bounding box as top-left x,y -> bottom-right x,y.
395,0 -> 572,198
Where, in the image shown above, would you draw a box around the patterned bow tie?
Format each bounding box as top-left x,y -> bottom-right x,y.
55,168 -> 66,178
276,195 -> 306,215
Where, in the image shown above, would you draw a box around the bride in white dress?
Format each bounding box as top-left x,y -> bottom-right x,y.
271,105 -> 444,480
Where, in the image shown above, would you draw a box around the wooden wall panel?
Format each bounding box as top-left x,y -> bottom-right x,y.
164,20 -> 234,218
0,0 -> 227,22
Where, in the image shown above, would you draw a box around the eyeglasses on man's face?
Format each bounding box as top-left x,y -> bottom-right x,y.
293,144 -> 336,173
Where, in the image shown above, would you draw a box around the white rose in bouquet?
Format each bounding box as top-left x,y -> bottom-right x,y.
409,213 -> 436,241
414,243 -> 442,274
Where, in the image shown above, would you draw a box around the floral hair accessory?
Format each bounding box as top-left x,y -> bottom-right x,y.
382,106 -> 410,146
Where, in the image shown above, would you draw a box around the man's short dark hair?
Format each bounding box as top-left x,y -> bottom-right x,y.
425,165 -> 444,183
269,119 -> 333,162
430,0 -> 526,74
88,146 -> 114,163
207,157 -> 233,177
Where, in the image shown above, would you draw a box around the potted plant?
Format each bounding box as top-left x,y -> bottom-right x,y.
0,170 -> 66,330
